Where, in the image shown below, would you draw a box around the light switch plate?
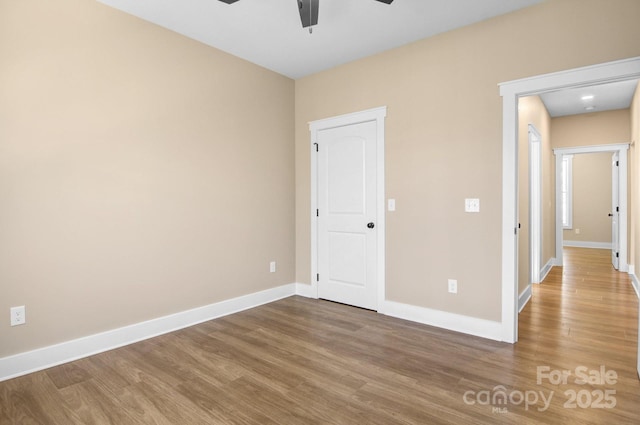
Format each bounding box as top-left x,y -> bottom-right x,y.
465,198 -> 480,213
388,199 -> 396,211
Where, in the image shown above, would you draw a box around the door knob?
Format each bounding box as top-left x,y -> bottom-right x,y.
367,222 -> 375,229
608,213 -> 614,217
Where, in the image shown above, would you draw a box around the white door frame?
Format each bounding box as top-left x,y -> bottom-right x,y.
552,145 -> 629,271
529,124 -> 542,284
500,56 -> 640,343
309,106 -> 387,311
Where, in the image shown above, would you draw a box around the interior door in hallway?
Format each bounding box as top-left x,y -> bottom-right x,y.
611,151 -> 620,270
316,120 -> 378,310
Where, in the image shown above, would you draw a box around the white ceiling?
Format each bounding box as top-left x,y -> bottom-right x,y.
97,0 -> 543,79
539,79 -> 639,117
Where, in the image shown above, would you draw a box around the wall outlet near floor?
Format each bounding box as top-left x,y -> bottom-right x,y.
465,198 -> 480,213
270,261 -> 276,273
448,279 -> 458,294
10,306 -> 26,326
575,228 -> 580,234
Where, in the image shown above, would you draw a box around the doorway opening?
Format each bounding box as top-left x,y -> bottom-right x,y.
499,56 -> 640,343
553,145 -> 628,272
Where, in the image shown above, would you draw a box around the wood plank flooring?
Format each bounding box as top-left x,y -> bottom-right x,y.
1,247 -> 638,424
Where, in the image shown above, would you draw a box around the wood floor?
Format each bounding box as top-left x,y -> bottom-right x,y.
1,248 -> 638,424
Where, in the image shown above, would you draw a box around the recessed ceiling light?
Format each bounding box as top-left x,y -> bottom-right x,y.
581,95 -> 595,101
585,105 -> 596,111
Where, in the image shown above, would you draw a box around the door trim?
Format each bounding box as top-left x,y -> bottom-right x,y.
309,106 -> 387,311
500,56 -> 640,343
552,144 -> 629,271
529,124 -> 542,284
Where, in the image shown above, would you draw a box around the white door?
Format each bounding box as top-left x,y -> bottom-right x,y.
611,152 -> 619,270
317,120 -> 378,310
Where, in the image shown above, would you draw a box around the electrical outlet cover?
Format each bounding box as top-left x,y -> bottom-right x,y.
10,306 -> 26,326
465,198 -> 480,213
448,279 -> 458,294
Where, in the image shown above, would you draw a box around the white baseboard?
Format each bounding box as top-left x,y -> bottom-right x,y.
380,300 -> 502,342
1,280 -> 558,382
295,282 -> 317,299
539,258 -> 554,282
629,268 -> 640,298
518,285 -> 532,313
0,283 -> 297,382
563,240 -> 612,249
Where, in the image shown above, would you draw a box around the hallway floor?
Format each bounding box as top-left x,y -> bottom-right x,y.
516,247 -> 639,423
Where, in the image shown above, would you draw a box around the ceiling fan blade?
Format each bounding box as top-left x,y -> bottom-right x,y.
298,0 -> 319,28
218,0 -> 240,4
375,0 -> 394,3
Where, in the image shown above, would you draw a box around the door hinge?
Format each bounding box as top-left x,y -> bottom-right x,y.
316,209 -> 319,217
616,206 -> 619,212
616,252 -> 619,258
616,160 -> 619,166
314,143 -> 318,152
316,273 -> 319,282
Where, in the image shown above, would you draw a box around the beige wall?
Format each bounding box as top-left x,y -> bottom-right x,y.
563,153 -> 612,243
517,96 -> 553,295
551,109 -> 631,148
0,0 -> 295,357
295,0 -> 640,322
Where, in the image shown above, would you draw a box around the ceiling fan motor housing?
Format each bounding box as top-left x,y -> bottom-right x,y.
219,0 -> 393,30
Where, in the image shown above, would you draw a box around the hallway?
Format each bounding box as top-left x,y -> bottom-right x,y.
516,247 -> 639,422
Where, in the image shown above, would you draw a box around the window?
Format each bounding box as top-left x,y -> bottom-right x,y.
561,155 -> 573,229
